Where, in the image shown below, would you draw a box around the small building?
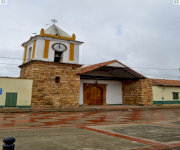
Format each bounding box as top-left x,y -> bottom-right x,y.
152,79 -> 180,105
0,77 -> 33,108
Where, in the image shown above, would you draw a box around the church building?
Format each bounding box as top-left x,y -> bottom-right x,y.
18,24 -> 153,108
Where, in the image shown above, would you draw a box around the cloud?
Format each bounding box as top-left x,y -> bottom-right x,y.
0,0 -> 180,79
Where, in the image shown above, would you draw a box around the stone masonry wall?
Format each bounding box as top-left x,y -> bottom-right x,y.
122,78 -> 153,106
19,60 -> 81,108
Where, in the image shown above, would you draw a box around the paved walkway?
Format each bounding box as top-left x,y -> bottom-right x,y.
0,109 -> 180,149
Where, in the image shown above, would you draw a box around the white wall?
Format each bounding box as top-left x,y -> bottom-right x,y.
74,44 -> 79,64
79,79 -> 122,105
35,39 -> 44,61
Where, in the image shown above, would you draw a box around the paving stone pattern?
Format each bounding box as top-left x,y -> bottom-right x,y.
0,109 -> 179,129
0,109 -> 180,150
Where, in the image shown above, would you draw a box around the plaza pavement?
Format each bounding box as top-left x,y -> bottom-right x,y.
0,109 -> 180,149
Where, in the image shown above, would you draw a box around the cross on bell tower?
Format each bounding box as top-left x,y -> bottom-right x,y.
51,19 -> 58,24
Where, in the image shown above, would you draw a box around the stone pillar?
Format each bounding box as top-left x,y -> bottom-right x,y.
122,78 -> 153,106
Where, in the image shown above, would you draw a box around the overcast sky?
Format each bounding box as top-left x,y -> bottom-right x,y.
0,0 -> 180,79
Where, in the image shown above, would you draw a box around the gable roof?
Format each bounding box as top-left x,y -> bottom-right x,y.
79,60 -> 146,79
79,60 -> 117,74
152,79 -> 180,87
45,24 -> 71,38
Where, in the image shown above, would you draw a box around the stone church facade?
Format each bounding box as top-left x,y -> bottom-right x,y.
18,24 -> 153,108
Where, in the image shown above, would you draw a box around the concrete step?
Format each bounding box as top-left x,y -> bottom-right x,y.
0,105 -> 180,113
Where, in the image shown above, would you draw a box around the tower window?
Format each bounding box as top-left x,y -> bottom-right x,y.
55,77 -> 60,83
54,51 -> 63,62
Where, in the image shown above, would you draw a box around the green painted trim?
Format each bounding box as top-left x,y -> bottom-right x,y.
0,105 -> 31,108
153,101 -> 180,105
17,106 -> 31,108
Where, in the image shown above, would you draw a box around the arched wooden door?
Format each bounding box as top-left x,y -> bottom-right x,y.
84,84 -> 104,105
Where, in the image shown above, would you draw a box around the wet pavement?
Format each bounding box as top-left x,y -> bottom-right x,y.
0,109 -> 180,149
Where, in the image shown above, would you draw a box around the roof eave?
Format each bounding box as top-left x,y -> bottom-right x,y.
22,35 -> 84,47
79,60 -> 146,79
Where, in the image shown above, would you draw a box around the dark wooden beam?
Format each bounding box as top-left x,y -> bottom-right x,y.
80,75 -> 143,81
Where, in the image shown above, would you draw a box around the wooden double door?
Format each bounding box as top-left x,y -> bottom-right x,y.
83,84 -> 106,105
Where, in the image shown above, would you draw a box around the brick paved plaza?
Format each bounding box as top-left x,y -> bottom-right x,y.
1,109 -> 180,150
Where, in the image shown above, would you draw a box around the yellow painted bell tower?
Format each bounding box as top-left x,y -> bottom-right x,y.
19,21 -> 83,108
22,23 -> 83,65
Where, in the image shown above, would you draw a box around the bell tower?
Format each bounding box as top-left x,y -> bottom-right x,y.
19,22 -> 83,108
22,23 -> 83,64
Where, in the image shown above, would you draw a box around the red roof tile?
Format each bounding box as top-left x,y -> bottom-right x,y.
152,79 -> 180,87
79,60 -> 146,78
79,60 -> 117,74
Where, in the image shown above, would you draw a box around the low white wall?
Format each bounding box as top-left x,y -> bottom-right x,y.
79,79 -> 122,105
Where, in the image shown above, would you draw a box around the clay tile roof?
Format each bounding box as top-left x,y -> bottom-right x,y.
78,60 -> 146,79
152,79 -> 180,87
79,60 -> 117,74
